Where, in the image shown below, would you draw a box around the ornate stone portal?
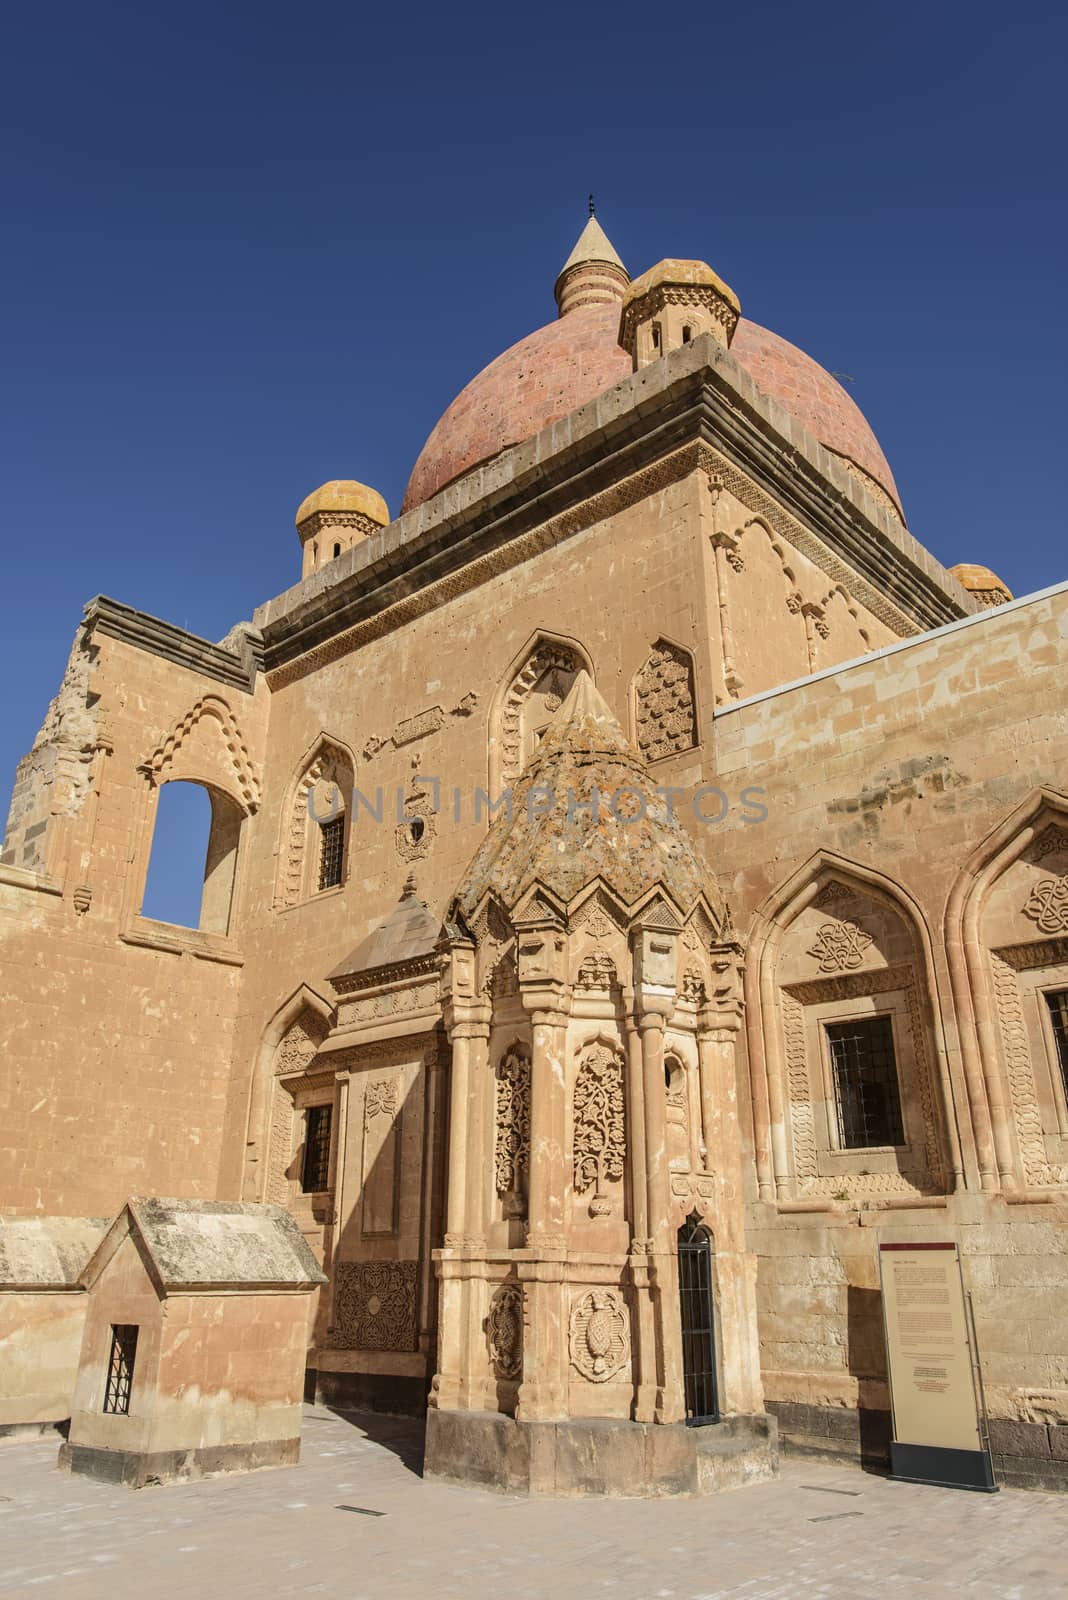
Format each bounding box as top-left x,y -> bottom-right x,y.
423,674 -> 775,1494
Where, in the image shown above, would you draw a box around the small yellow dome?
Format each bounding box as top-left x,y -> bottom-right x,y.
295,480 -> 390,530
622,258 -> 740,319
949,563 -> 1013,604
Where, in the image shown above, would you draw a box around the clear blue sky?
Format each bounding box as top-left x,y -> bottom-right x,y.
3,1 -> 1065,921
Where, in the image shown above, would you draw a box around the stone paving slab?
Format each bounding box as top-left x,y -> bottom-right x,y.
1,1408 -> 1066,1599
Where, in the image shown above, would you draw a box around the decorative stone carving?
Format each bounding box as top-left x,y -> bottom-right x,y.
145,693 -> 261,811
992,951 -> 1068,1188
634,641 -> 697,763
576,952 -> 617,991
278,741 -> 353,908
807,920 -> 873,973
365,1077 -> 398,1122
500,640 -> 585,787
277,1011 -> 329,1076
331,1261 -> 418,1351
487,1283 -> 523,1380
395,785 -> 436,861
451,691 -> 479,718
1023,876 -> 1068,936
495,1046 -> 531,1217
813,879 -> 852,909
680,967 -> 706,1004
1034,826 -> 1068,862
483,948 -> 519,998
573,1041 -> 626,1217
569,1289 -> 630,1383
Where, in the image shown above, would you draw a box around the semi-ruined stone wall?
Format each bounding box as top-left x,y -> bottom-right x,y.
712,581 -> 1068,1485
0,624 -> 270,1217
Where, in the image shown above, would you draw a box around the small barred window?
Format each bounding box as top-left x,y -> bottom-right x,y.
1046,990 -> 1068,1102
318,815 -> 345,891
825,1016 -> 904,1149
103,1324 -> 139,1415
302,1103 -> 333,1193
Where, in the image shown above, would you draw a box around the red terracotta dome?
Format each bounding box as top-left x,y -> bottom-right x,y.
402,245 -> 903,521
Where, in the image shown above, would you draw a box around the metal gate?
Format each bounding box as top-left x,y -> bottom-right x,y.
678,1214 -> 720,1425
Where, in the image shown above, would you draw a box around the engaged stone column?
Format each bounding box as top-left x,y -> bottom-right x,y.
624,997 -> 656,1422
516,1003 -> 569,1421
639,1007 -> 684,1424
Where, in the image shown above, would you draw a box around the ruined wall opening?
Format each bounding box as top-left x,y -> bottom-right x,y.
142,779 -> 243,934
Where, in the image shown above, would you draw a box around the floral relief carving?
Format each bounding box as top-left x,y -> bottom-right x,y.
680,967 -> 706,1004
991,953 -> 1068,1188
1023,876 -> 1068,936
1034,827 -> 1068,862
277,1012 -> 329,1076
573,1041 -> 626,1217
807,920 -> 873,973
487,1283 -> 524,1380
569,1289 -> 630,1383
331,1261 -> 418,1351
495,1046 -> 531,1216
634,641 -> 697,763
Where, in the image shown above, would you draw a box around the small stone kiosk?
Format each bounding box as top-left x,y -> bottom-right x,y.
0,1216 -> 108,1440
60,1198 -> 326,1487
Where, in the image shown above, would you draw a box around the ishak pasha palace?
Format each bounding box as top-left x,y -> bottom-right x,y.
2,215 -> 1067,1500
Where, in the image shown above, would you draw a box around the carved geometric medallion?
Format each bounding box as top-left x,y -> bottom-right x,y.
487,1283 -> 524,1380
807,920 -> 873,973
331,1261 -> 418,1351
1023,876 -> 1068,936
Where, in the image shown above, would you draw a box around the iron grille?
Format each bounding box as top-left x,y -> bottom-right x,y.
1047,990 -> 1068,1102
825,1015 -> 904,1149
302,1103 -> 333,1193
318,815 -> 345,891
103,1324 -> 139,1415
678,1215 -> 719,1426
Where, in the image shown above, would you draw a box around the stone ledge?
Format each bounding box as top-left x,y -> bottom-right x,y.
58,1435 -> 300,1488
82,597 -> 262,695
424,1408 -> 777,1497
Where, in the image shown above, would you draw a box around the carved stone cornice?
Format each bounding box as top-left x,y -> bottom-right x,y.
83,596 -> 262,693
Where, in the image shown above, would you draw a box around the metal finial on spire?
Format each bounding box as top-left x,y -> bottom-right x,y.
588,192 -> 595,217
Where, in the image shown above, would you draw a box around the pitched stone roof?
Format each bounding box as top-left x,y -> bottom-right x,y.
81,1199 -> 327,1293
328,876 -> 443,986
556,216 -> 627,278
453,672 -> 726,927
0,1216 -> 109,1289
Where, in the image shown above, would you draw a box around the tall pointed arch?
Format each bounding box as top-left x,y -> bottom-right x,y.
488,630 -> 594,794
242,983 -> 335,1200
275,733 -> 357,909
744,850 -> 957,1202
945,787 -> 1068,1192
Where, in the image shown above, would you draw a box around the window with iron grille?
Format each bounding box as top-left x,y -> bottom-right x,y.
103,1324 -> 139,1415
302,1103 -> 333,1193
825,1015 -> 905,1149
318,815 -> 345,891
1047,990 -> 1068,1103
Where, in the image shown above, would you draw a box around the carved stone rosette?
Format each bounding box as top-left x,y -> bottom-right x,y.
569,1289 -> 630,1383
572,1041 -> 626,1217
487,1283 -> 524,1380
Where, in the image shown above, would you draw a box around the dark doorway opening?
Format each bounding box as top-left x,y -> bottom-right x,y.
678,1213 -> 720,1425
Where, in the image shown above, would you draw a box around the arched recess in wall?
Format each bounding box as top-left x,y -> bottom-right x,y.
488,630 -> 594,796
275,735 -> 356,910
711,517 -> 809,700
744,851 -> 957,1203
135,695 -> 260,936
946,787 -> 1068,1194
243,984 -> 335,1202
631,638 -> 698,763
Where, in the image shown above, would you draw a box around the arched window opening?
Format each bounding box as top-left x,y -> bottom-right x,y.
142,780 -> 243,934
682,323 -> 693,343
678,1214 -> 719,1425
332,542 -> 341,559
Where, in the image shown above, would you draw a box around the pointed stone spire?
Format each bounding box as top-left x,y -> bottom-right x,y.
554,216 -> 629,319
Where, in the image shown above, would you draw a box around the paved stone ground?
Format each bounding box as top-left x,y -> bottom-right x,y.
1,1408 -> 1066,1599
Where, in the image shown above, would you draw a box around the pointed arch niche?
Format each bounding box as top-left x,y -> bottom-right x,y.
745,855 -> 955,1203
947,789 -> 1068,1192
489,632 -> 593,795
275,735 -> 356,910
631,638 -> 698,763
243,984 -> 336,1204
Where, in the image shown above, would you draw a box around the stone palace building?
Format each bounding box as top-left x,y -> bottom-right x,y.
2,216 -> 1066,1493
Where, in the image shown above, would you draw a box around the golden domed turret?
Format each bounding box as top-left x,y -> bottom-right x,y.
948,563 -> 1013,609
295,480 -> 389,578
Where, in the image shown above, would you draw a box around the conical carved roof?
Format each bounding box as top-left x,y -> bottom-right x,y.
454,673 -> 725,926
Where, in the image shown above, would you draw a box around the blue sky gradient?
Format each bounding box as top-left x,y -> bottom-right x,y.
3,1 -> 1064,923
